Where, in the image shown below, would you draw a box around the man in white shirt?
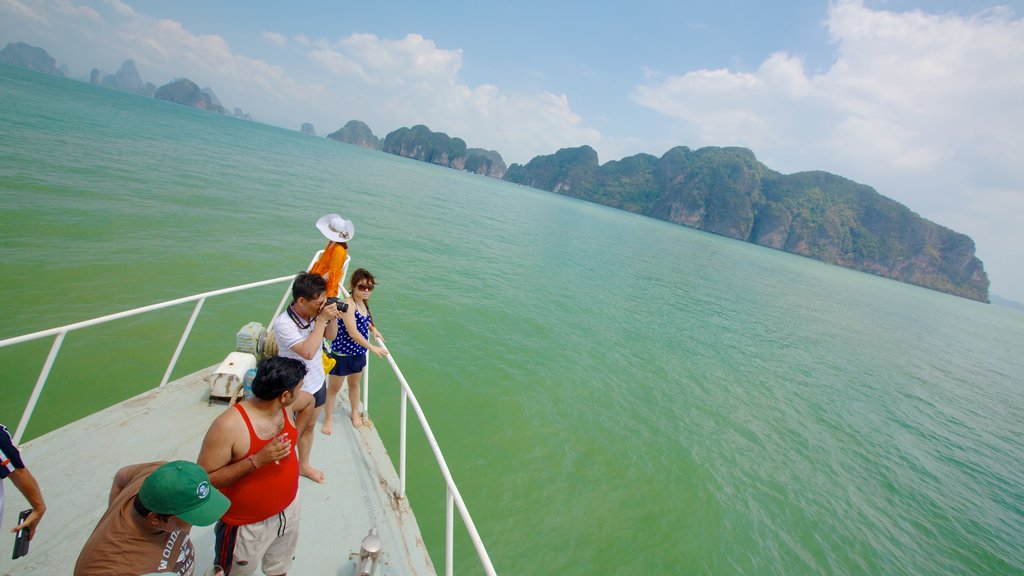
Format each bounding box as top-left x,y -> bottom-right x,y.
272,272 -> 339,483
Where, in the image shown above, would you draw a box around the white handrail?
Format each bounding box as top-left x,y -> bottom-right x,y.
379,344 -> 498,576
0,270 -> 496,575
0,274 -> 295,444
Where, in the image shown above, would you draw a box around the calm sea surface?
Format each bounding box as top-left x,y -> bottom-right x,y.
2,64 -> 1023,575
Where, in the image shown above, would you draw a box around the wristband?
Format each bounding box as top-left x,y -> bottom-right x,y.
248,455 -> 259,470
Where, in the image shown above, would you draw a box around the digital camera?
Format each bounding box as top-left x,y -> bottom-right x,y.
325,297 -> 349,313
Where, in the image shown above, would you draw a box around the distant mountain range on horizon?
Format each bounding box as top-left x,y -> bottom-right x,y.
2,40 -> 1001,304
0,41 -> 252,120
325,121 -> 990,303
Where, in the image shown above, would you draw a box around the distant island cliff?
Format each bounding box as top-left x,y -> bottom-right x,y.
326,120 -> 988,301
329,121 -> 507,178
328,120 -> 380,149
505,145 -> 989,302
0,42 -> 63,75
155,78 -> 225,112
1,42 -> 251,119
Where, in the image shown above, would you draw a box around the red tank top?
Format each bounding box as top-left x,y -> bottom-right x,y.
219,404 -> 299,525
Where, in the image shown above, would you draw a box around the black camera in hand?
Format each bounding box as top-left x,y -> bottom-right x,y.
325,297 -> 348,314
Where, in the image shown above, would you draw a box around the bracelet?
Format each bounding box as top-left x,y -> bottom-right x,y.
247,455 -> 259,470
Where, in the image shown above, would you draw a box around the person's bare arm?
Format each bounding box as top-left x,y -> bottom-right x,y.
8,468 -> 45,539
324,310 -> 339,341
197,411 -> 291,487
197,412 -> 247,487
342,305 -> 388,357
291,310 -> 337,360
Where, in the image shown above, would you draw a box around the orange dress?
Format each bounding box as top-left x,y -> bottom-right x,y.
309,242 -> 348,298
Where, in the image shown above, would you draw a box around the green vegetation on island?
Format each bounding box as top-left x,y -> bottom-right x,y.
327,120 -> 381,150
154,78 -> 226,113
328,122 -> 507,178
380,125 -> 506,177
382,124 -> 467,166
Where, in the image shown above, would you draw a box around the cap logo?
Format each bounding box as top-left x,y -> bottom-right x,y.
197,481 -> 210,500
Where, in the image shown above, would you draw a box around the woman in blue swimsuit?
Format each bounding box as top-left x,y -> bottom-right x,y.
323,268 -> 388,432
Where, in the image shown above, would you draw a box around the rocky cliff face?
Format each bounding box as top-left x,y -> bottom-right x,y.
505,145 -> 990,302
301,123 -> 316,136
90,60 -> 156,96
155,78 -> 226,113
380,125 -> 507,178
465,148 -> 508,178
112,59 -> 144,90
504,145 -> 599,194
327,120 -> 381,149
0,42 -> 63,75
382,125 -> 467,167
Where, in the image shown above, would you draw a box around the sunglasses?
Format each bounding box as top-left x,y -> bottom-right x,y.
356,284 -> 375,292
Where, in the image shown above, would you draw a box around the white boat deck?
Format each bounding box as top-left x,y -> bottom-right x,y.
0,366 -> 436,576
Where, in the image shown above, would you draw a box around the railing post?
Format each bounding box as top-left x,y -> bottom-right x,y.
446,488 -> 455,576
399,386 -> 408,497
269,284 -> 292,328
13,331 -> 67,445
160,298 -> 205,388
362,352 -> 370,416
382,353 -> 498,576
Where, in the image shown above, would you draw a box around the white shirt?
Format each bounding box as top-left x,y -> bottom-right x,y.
273,307 -> 326,395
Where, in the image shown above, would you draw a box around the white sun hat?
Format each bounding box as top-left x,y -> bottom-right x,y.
315,213 -> 355,242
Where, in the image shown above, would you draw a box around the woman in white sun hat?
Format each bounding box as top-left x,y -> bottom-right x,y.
309,214 -> 354,298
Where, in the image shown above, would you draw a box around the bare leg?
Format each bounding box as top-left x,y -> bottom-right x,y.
321,375 -> 344,435
294,390 -> 325,483
347,372 -> 363,428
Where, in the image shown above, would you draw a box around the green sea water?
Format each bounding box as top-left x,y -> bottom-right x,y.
2,64 -> 1023,575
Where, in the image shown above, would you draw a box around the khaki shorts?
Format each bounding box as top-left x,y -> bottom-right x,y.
215,496 -> 300,576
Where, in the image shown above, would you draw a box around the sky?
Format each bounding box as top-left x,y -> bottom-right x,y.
2,0 -> 1023,301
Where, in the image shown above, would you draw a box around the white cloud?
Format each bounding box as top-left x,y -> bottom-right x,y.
54,0 -> 99,21
1,1 -> 602,164
0,1 -> 603,164
303,32 -> 602,162
262,31 -> 287,48
0,1 -> 332,126
631,0 -> 1024,299
1,0 -> 49,23
103,0 -> 133,17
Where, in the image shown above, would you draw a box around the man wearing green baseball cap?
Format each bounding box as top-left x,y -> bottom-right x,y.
75,460 -> 230,576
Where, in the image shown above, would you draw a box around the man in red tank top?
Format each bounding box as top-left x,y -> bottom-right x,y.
197,356 -> 306,576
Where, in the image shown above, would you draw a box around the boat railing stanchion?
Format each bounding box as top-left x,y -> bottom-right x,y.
358,528 -> 383,576
399,383 -> 408,497
445,488 -> 455,576
160,297 -> 206,388
13,330 -> 67,444
363,350 -> 370,417
381,351 -> 497,575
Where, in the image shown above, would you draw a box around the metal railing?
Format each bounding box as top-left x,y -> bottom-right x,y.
0,275 -> 295,445
0,270 -> 496,576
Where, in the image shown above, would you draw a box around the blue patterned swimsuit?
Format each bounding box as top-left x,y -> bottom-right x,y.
330,307 -> 370,355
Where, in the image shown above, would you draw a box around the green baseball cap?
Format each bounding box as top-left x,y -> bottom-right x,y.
139,461 -> 230,526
